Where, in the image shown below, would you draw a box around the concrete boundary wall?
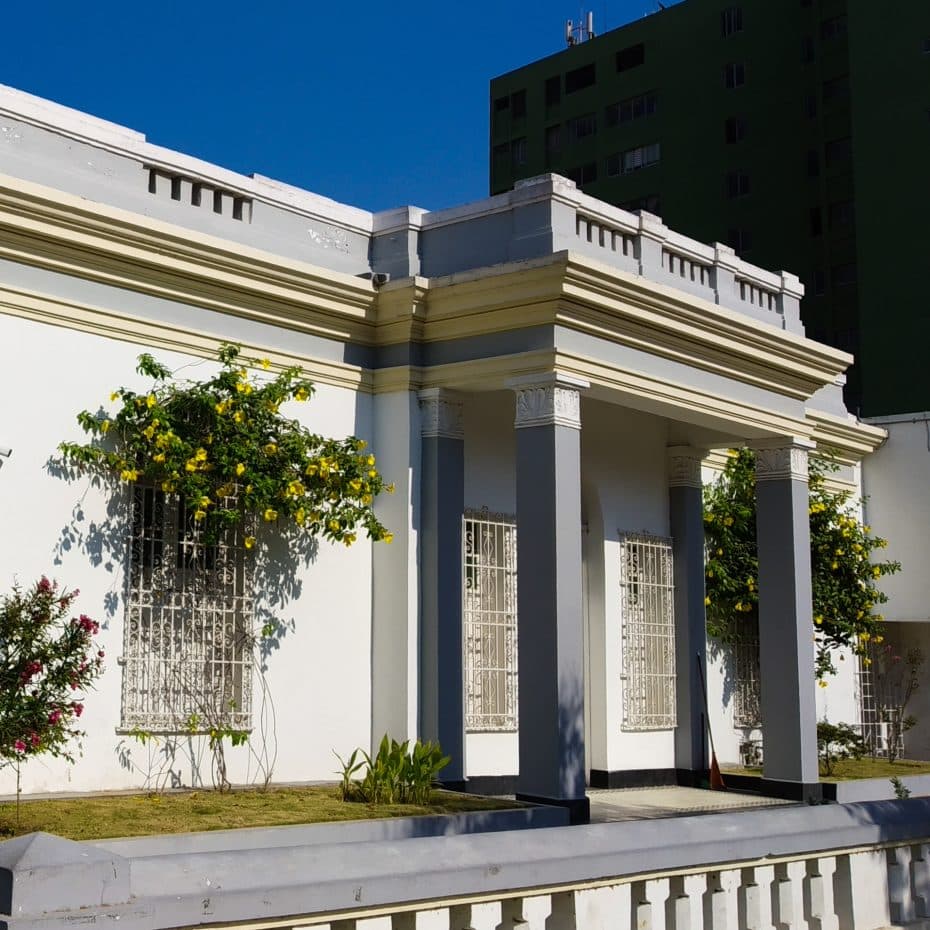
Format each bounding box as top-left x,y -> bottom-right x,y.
2,800 -> 929,929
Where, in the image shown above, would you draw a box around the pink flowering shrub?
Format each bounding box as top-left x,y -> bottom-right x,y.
0,578 -> 104,765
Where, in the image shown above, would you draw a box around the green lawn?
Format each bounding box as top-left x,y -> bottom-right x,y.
723,757 -> 930,782
0,786 -> 518,841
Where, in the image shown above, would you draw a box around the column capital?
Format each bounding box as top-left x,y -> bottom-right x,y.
418,388 -> 464,440
751,438 -> 815,483
667,445 -> 706,489
508,373 -> 589,431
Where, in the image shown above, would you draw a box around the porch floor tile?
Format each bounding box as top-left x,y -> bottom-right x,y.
586,785 -> 796,822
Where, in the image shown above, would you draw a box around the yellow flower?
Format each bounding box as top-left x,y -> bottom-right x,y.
288,480 -> 305,496
199,496 -> 212,508
383,532 -> 394,544
386,483 -> 395,494
343,533 -> 356,546
259,358 -> 271,370
161,480 -> 176,493
100,419 -> 111,434
233,410 -> 246,423
872,566 -> 881,578
237,368 -> 248,380
863,525 -> 872,534
361,494 -> 372,505
369,469 -> 378,479
146,393 -> 156,408
295,507 -> 306,525
305,462 -> 318,476
357,439 -> 367,449
328,519 -> 340,532
153,452 -> 166,464
193,509 -> 207,521
716,548 -> 723,556
264,442 -> 277,455
185,461 -> 198,472
143,425 -> 156,440
859,631 -> 871,642
831,561 -> 838,570
818,680 -> 828,688
704,513 -> 714,524
349,479 -> 362,493
215,400 -> 230,415
814,614 -> 823,626
194,448 -> 208,462
863,657 -> 872,667
723,516 -> 734,526
366,455 -> 376,467
294,387 -> 310,402
235,462 -> 246,476
263,508 -> 278,522
119,468 -> 139,482
704,596 -> 711,607
874,635 -> 884,644
235,382 -> 253,395
244,536 -> 256,550
109,391 -> 120,402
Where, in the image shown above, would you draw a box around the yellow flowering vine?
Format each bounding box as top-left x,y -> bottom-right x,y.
703,448 -> 900,679
59,343 -> 392,547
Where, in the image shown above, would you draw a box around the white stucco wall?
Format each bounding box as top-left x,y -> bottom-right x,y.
0,314 -> 377,794
863,415 -> 930,624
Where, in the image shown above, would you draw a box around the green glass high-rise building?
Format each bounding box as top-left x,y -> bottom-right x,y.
490,0 -> 930,416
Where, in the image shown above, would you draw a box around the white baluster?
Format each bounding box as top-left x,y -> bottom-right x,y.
772,861 -> 807,930
803,857 -> 838,930
357,918 -> 393,930
913,843 -> 930,918
832,851 -> 891,930
889,845 -> 916,925
704,870 -> 739,930
451,902 -> 502,930
666,874 -> 705,930
547,891 -> 577,930
575,884 -> 632,930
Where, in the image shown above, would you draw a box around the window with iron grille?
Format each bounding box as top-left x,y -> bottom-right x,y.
620,532 -> 676,730
120,486 -> 254,733
732,614 -> 761,728
463,509 -> 518,732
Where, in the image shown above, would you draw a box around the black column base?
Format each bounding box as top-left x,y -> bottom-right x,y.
759,778 -> 825,804
438,778 -> 467,793
516,792 -> 590,824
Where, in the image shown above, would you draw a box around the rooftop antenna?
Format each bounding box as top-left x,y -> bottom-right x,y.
566,11 -> 595,45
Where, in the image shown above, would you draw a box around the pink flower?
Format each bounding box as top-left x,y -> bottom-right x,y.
97,651 -> 105,659
37,577 -> 53,594
72,702 -> 83,717
13,740 -> 25,753
29,732 -> 39,747
48,710 -> 62,725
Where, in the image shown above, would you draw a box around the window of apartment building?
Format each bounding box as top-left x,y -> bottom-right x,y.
828,199 -> 855,229
620,532 -> 676,731
724,62 -> 746,88
545,124 -> 562,163
511,89 -> 527,119
801,36 -> 816,63
492,142 -> 510,172
545,75 -> 562,107
823,74 -> 850,103
832,262 -> 857,287
121,486 -> 254,733
724,115 -> 747,143
566,62 -> 597,94
494,95 -> 510,113
605,91 -> 658,127
568,113 -> 597,142
807,149 -> 820,176
463,510 -> 518,732
725,170 -> 751,198
511,137 -> 528,168
810,207 -> 823,237
616,43 -> 646,72
728,227 -> 752,254
622,193 -> 662,215
804,93 -> 818,118
567,161 -> 598,186
721,6 -> 743,37
820,15 -> 847,41
609,142 -> 661,176
825,136 -> 852,167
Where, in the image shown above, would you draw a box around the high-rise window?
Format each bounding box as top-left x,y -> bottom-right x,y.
510,137 -> 527,168
725,170 -> 751,198
605,91 -> 658,127
724,116 -> 747,143
616,43 -> 646,72
545,125 -> 562,164
565,62 -> 597,94
608,142 -> 661,176
721,6 -> 743,37
545,75 -> 561,107
511,89 -> 527,119
820,15 -> 847,40
568,113 -> 597,142
724,62 -> 746,88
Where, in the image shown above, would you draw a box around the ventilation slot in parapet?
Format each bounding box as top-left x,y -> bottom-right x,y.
146,167 -> 252,223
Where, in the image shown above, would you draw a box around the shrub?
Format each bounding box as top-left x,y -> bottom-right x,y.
335,735 -> 450,804
0,578 -> 104,767
817,720 -> 867,776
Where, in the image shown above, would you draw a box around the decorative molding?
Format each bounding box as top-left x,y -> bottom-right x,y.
418,389 -> 464,439
667,446 -> 706,488
513,380 -> 583,430
753,441 -> 813,483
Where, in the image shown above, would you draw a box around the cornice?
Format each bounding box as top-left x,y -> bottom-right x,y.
805,409 -> 887,464
0,172 -> 377,345
0,283 -> 369,393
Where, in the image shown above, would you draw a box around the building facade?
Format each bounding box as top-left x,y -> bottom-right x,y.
489,0 -> 930,418
0,85 -> 883,813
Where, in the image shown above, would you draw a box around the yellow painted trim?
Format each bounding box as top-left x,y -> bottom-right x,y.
0,284 -> 369,392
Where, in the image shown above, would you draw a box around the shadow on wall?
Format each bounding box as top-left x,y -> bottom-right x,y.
558,672 -> 586,799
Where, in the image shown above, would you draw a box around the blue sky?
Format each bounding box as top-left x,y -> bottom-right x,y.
2,0 -> 665,212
